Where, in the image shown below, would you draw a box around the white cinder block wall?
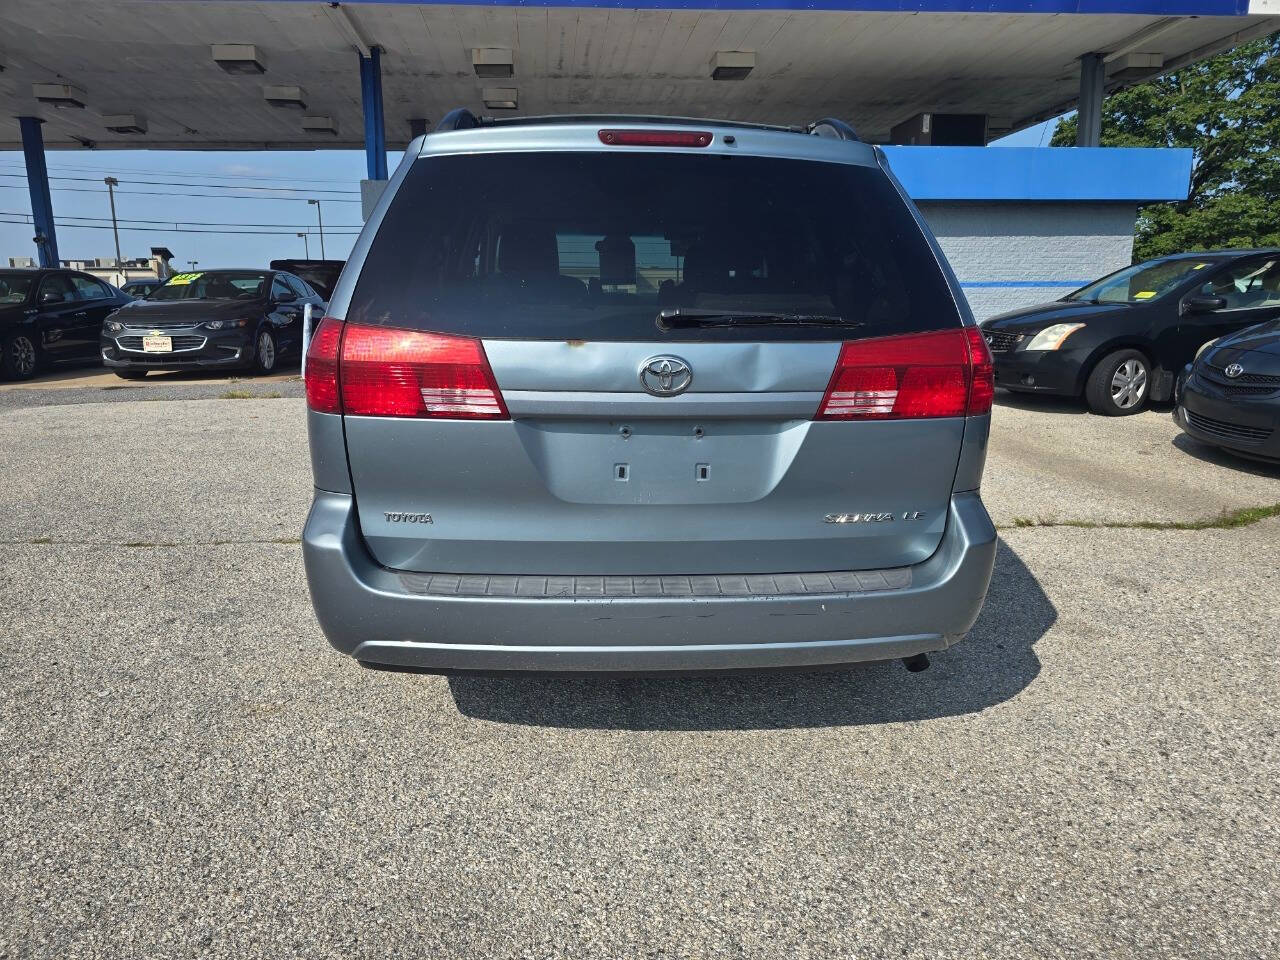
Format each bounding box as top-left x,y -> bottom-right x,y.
916,202 -> 1138,321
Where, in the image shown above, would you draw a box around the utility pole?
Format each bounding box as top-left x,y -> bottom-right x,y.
188,260 -> 198,270
104,176 -> 123,268
298,232 -> 309,258
308,199 -> 325,258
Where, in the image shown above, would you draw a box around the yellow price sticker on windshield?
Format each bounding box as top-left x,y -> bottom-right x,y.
1133,290 -> 1157,300
167,272 -> 202,285
1192,262 -> 1209,270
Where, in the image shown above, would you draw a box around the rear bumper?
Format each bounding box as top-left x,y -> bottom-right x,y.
302,489 -> 998,672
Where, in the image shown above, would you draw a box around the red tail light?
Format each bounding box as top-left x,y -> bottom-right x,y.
304,316 -> 343,414
964,325 -> 995,415
817,328 -> 992,420
339,323 -> 508,419
598,129 -> 713,148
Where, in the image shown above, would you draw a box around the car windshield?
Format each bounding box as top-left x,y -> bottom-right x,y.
1064,258 -> 1218,304
0,272 -> 36,304
347,152 -> 960,342
147,271 -> 268,301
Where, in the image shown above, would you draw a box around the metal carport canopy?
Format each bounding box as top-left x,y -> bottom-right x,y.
1,0 -> 1278,150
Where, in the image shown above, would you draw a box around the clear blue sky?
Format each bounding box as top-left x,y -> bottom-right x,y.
0,149 -> 382,268
1,117 -> 1060,269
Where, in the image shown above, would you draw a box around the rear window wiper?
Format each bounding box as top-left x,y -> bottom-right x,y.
656,308 -> 862,332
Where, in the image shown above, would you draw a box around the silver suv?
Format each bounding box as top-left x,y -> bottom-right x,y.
302,113 -> 997,673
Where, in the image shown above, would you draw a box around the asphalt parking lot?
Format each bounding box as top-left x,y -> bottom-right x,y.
2,371 -> 1278,959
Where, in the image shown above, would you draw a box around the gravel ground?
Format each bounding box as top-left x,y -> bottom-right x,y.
0,378 -> 304,410
1,392 -> 1278,958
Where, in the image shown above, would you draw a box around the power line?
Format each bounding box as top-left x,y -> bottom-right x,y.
0,172 -> 358,195
0,161 -> 361,185
0,183 -> 362,203
0,217 -> 360,237
0,209 -> 364,229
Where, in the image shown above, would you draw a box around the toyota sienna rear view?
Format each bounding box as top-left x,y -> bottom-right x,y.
301,113 -> 997,673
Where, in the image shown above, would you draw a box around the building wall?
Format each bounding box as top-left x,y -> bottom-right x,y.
916,202 -> 1138,321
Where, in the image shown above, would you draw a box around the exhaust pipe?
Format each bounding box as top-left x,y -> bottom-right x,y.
901,653 -> 930,673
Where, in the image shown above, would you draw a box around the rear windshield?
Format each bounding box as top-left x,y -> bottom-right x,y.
347,152 -> 959,341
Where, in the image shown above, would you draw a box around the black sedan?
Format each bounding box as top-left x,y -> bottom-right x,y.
100,268 -> 326,379
980,249 -> 1280,415
0,268 -> 133,380
1175,319 -> 1280,464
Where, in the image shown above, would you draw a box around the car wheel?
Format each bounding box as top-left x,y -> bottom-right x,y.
1085,349 -> 1150,416
252,327 -> 277,375
113,369 -> 148,380
1,332 -> 40,381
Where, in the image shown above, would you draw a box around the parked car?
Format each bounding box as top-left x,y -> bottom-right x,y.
980,249 -> 1280,415
0,267 -> 132,380
100,268 -> 326,379
301,112 -> 997,674
269,259 -> 345,301
1175,319 -> 1280,464
120,278 -> 163,299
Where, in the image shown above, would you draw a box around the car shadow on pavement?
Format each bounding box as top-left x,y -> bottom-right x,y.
1171,433 -> 1280,478
994,390 -> 1175,418
993,390 -> 1088,416
447,539 -> 1054,731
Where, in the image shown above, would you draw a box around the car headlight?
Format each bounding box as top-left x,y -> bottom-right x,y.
1025,322 -> 1086,351
202,318 -> 250,330
1194,337 -> 1221,363
105,319 -> 125,333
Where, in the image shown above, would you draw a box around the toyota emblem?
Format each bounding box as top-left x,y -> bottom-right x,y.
1224,362 -> 1244,379
639,356 -> 693,396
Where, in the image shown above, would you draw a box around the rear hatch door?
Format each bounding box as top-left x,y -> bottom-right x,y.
337,137 -> 972,576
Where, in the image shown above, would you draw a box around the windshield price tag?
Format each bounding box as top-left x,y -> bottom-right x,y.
167,272 -> 202,285
1133,291 -> 1157,300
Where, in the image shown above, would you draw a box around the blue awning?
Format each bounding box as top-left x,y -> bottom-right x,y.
883,146 -> 1194,203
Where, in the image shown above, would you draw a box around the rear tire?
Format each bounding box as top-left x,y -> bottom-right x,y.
2,332 -> 40,381
1085,349 -> 1150,416
251,327 -> 277,375
113,369 -> 148,380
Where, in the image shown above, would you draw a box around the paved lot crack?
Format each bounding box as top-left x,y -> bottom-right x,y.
1000,502 -> 1280,532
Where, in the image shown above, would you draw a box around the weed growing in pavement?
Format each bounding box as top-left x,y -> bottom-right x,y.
218,390 -> 282,400
1004,502 -> 1280,531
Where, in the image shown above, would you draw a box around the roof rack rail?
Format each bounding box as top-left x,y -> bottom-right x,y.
430,110 -> 861,141
435,108 -> 481,132
807,117 -> 861,142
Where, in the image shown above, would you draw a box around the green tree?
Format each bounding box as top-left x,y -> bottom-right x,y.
1051,32 -> 1280,261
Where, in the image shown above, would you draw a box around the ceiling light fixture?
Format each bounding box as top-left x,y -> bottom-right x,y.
482,87 -> 518,110
472,48 -> 514,79
710,51 -> 755,81
302,115 -> 339,136
33,82 -> 87,108
212,43 -> 266,74
263,85 -> 306,109
103,114 -> 147,134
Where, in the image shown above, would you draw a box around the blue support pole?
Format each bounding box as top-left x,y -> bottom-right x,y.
359,48 -> 388,181
371,47 -> 387,180
18,117 -> 60,267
